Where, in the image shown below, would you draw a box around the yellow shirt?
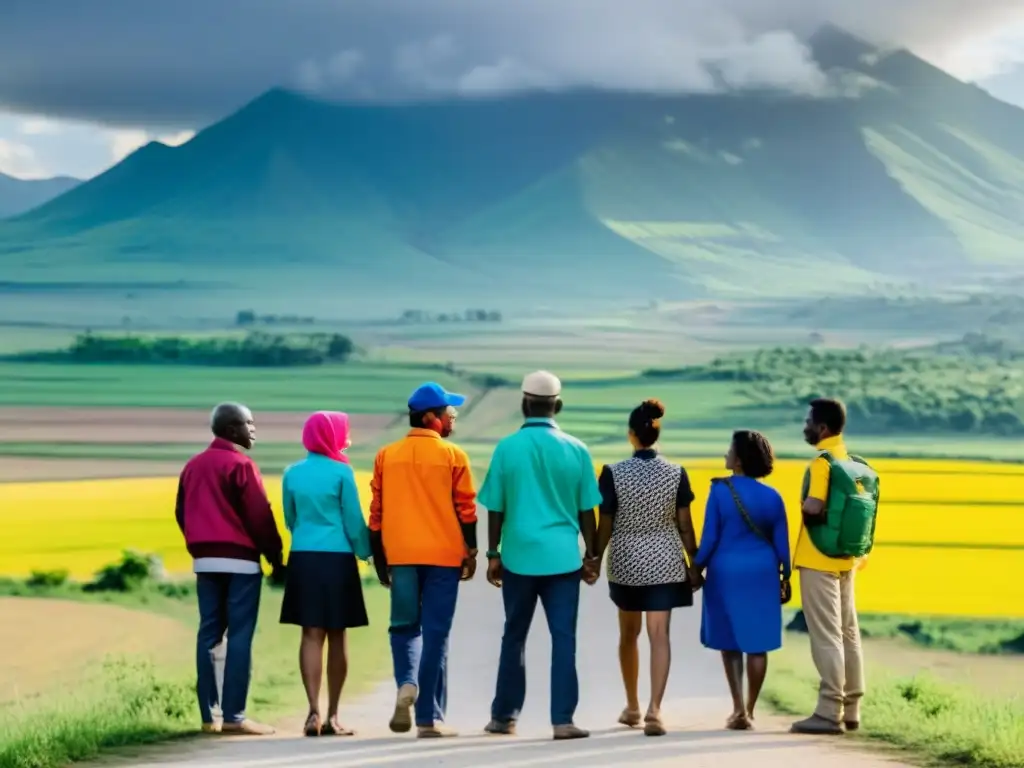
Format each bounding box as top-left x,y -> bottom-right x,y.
793,435 -> 857,573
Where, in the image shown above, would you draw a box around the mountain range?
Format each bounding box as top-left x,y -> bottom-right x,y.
0,172 -> 79,220
3,26 -> 1024,316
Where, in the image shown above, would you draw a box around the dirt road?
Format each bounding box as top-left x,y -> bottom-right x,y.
125,578 -> 908,768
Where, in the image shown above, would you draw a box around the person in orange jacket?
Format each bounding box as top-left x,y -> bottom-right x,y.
368,382 -> 478,739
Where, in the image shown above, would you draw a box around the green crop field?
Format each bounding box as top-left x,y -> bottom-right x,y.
0,361 -> 472,412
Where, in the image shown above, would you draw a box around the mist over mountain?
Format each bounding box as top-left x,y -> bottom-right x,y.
0,172 -> 80,220
3,27 -> 1024,315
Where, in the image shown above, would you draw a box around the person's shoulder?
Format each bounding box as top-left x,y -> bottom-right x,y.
333,461 -> 358,480
809,453 -> 831,471
443,440 -> 471,461
556,429 -> 590,453
375,439 -> 402,460
214,445 -> 255,470
488,431 -> 521,458
493,430 -> 521,447
656,456 -> 684,473
754,479 -> 784,500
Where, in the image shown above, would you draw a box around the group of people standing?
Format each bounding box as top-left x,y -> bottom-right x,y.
175,372 -> 878,741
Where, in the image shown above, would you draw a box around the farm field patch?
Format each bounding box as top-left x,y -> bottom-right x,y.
3,459 -> 1022,618
0,362 -> 473,412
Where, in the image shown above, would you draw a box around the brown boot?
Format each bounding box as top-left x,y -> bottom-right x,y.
553,724 -> 590,740
790,714 -> 843,735
221,719 -> 275,736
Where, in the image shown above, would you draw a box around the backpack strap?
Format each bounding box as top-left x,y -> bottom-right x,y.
714,477 -> 771,545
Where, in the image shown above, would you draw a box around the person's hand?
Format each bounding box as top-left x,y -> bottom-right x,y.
780,577 -> 793,605
375,564 -> 391,589
686,564 -> 704,592
486,556 -> 503,588
582,556 -> 601,585
268,562 -> 287,588
461,549 -> 478,581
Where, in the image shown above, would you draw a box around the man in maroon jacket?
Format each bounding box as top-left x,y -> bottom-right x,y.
176,402 -> 284,735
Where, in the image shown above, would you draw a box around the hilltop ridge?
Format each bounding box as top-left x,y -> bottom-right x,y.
3,26 -> 1024,316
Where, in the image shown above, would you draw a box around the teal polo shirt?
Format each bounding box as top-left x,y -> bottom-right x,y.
478,418 -> 603,577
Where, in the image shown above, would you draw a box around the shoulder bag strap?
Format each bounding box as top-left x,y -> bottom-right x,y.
719,477 -> 771,545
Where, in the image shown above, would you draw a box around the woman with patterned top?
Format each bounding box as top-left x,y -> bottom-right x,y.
591,399 -> 701,737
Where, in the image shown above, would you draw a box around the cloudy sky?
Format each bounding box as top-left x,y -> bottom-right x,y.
2,0 -> 1024,180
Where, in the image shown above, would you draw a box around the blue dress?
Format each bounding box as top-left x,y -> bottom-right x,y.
693,476 -> 791,653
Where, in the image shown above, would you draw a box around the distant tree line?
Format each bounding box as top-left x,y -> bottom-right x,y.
14,331 -> 355,367
644,342 -> 1024,436
400,309 -> 502,324
235,310 -> 316,327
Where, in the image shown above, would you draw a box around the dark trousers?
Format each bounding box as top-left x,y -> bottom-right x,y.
389,565 -> 461,727
491,568 -> 582,726
195,572 -> 262,724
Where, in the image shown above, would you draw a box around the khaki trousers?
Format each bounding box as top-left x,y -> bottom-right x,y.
799,567 -> 865,723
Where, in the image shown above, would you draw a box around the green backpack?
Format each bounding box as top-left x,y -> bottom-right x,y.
800,451 -> 880,558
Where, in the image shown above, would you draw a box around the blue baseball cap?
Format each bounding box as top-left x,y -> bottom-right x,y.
407,382 -> 466,412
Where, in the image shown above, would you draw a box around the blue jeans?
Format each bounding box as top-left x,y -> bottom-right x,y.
491,568 -> 582,726
195,572 -> 262,724
389,565 -> 461,727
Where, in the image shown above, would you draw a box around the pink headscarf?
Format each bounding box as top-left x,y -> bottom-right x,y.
302,411 -> 351,463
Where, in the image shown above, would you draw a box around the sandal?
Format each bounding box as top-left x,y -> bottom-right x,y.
321,717 -> 355,737
618,708 -> 642,727
643,713 -> 666,737
726,712 -> 752,731
304,712 -> 321,737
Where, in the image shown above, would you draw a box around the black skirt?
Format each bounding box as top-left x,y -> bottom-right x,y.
279,551 -> 369,630
609,581 -> 693,612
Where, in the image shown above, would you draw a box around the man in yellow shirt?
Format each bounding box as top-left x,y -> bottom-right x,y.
791,398 -> 865,736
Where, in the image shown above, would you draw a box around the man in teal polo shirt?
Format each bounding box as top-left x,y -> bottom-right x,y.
479,370 -> 602,741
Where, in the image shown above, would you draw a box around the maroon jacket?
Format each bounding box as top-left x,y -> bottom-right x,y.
175,438 -> 284,566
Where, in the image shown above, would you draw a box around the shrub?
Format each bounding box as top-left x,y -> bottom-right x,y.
26,570 -> 69,589
83,551 -> 163,593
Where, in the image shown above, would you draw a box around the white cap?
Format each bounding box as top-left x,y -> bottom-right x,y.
522,370 -> 562,398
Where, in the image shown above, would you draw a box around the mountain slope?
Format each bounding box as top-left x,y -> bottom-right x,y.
3,28 -> 1024,314
0,172 -> 80,219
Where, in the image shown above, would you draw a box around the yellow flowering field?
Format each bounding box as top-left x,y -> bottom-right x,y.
1,458 -> 1022,618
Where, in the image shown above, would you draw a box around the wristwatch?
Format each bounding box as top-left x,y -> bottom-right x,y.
486,549 -> 501,559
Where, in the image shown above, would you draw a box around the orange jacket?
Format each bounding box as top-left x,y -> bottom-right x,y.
369,429 -> 477,568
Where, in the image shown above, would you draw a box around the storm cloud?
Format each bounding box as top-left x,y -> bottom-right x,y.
1,0 -> 1022,128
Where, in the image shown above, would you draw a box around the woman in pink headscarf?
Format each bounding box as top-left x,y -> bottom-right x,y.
279,411 -> 371,737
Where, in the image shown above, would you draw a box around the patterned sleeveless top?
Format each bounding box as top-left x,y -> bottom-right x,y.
601,451 -> 694,586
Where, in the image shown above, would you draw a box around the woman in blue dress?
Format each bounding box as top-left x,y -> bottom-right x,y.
693,430 -> 791,731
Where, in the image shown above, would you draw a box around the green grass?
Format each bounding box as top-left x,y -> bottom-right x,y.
787,611 -> 1024,655
0,584 -> 390,768
765,635 -> 1024,768
0,361 -> 471,411
855,614 -> 1024,654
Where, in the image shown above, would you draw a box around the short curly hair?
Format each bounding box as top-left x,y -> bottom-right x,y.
732,429 -> 775,479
